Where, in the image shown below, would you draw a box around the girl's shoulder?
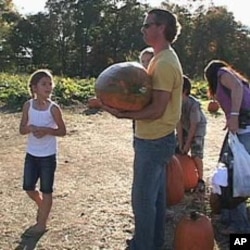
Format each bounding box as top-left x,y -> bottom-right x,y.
49,100 -> 62,114
217,67 -> 237,83
218,67 -> 246,84
218,67 -> 229,75
45,99 -> 58,109
20,99 -> 34,116
22,99 -> 32,110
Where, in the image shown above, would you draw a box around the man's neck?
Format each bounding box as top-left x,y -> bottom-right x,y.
154,41 -> 171,55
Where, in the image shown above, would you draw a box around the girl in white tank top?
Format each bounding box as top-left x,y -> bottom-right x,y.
19,69 -> 66,234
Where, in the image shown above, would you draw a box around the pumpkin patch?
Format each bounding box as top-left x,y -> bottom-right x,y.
95,62 -> 152,111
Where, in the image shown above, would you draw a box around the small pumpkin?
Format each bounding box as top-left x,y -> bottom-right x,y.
174,211 -> 214,250
166,155 -> 185,206
87,97 -> 102,109
95,62 -> 152,111
207,100 -> 220,113
175,154 -> 199,191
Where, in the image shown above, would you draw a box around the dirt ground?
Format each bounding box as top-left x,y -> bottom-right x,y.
0,105 -> 243,250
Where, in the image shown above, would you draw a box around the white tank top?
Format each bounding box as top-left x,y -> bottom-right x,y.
27,99 -> 58,157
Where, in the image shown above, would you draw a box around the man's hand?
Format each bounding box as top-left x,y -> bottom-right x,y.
101,104 -> 122,117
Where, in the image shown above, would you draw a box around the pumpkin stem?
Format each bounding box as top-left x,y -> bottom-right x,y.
190,211 -> 200,220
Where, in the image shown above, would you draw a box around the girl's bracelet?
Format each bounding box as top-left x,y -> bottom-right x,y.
230,112 -> 239,116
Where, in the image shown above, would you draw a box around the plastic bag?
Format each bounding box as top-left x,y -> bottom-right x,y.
210,132 -> 247,212
228,132 -> 250,197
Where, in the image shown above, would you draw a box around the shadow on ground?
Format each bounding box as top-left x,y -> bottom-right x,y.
14,226 -> 47,250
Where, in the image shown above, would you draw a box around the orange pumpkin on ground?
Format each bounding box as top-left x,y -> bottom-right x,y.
87,97 -> 102,109
174,211 -> 214,250
175,154 -> 199,191
207,100 -> 220,113
166,155 -> 185,206
95,62 -> 152,111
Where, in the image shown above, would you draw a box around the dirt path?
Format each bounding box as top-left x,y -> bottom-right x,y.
0,107 -> 232,250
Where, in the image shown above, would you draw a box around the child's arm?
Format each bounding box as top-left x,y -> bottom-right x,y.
19,101 -> 34,135
183,121 -> 198,153
183,103 -> 202,153
50,105 -> 66,136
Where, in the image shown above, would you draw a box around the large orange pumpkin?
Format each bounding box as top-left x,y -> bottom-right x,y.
175,154 -> 199,191
174,211 -> 214,250
166,155 -> 185,206
207,100 -> 220,113
95,62 -> 152,111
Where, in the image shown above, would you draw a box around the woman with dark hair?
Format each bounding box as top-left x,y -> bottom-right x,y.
204,59 -> 250,234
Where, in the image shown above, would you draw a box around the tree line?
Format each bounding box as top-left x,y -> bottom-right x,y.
1,0 -> 250,79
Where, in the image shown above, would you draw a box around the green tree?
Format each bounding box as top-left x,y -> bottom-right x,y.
5,0 -> 250,79
0,0 -> 20,71
87,0 -> 146,76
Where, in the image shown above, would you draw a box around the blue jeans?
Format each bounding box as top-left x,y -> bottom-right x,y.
221,132 -> 250,232
23,153 -> 57,194
221,203 -> 250,232
130,132 -> 176,250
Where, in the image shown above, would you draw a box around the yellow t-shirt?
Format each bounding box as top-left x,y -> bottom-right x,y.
135,48 -> 183,139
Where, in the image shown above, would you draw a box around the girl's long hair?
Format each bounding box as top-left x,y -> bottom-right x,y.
204,60 -> 228,97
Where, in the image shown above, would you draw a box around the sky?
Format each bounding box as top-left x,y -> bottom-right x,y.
13,0 -> 250,27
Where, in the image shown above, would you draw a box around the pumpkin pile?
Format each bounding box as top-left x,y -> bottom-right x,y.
95,62 -> 152,111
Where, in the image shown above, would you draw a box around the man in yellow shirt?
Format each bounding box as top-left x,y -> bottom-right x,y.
103,9 -> 183,250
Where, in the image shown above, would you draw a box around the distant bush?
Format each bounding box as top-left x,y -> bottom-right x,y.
191,80 -> 209,100
0,73 -> 209,111
0,73 -> 96,110
53,76 -> 95,106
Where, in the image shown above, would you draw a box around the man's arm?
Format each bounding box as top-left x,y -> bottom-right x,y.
102,89 -> 171,120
